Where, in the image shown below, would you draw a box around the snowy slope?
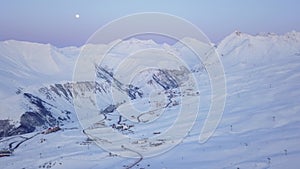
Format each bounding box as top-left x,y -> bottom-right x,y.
0,31 -> 300,169
0,40 -> 77,98
0,40 -> 79,131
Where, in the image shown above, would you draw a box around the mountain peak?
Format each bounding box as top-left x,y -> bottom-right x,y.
218,30 -> 300,56
1,39 -> 52,49
222,30 -> 300,43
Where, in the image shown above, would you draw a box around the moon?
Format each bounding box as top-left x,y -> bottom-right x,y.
75,14 -> 80,19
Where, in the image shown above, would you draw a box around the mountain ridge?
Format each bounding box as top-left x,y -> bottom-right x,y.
0,30 -> 300,136
1,31 -> 300,168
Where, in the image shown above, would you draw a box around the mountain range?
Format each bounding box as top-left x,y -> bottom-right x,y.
0,31 -> 300,169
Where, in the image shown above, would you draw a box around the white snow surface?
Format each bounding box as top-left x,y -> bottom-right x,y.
0,31 -> 300,168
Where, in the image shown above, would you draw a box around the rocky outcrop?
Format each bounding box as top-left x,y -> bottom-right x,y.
0,120 -> 14,137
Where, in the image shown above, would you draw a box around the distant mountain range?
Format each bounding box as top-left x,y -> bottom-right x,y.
1,31 -> 299,137
0,31 -> 300,168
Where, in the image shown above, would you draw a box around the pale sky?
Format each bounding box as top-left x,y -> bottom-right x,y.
0,0 -> 299,47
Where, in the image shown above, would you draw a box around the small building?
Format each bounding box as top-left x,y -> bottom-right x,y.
42,126 -> 61,134
0,149 -> 13,157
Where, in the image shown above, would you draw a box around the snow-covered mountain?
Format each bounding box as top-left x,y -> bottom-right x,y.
0,31 -> 300,169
